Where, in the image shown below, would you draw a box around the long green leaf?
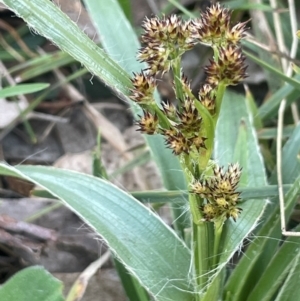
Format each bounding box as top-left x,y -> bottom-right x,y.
246,176 -> 300,301
0,266 -> 64,301
244,50 -> 300,92
224,124 -> 300,301
275,252 -> 300,301
214,90 -> 267,274
0,0 -> 131,99
0,83 -> 49,97
0,163 -> 194,301
258,73 -> 300,121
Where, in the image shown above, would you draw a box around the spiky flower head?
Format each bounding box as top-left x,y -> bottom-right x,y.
161,101 -> 178,121
204,45 -> 247,85
191,163 -> 243,221
176,98 -> 202,132
165,131 -> 192,155
136,111 -> 159,135
138,15 -> 196,75
138,44 -> 172,75
130,72 -> 156,104
198,83 -> 216,113
226,21 -> 248,45
191,3 -> 247,47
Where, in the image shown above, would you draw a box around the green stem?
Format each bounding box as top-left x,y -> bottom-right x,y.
193,220 -> 210,296
153,104 -> 171,129
172,56 -> 184,102
193,99 -> 215,171
212,218 -> 224,267
182,162 -> 211,298
22,118 -> 37,143
213,83 -> 226,126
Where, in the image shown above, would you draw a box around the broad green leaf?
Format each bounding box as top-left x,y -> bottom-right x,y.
117,0 -> 133,23
84,0 -> 142,75
0,83 -> 49,98
83,0 -> 188,236
0,266 -> 64,301
224,124 -> 300,301
213,90 -> 267,277
1,0 -> 132,99
32,184 -> 294,203
0,163 -> 194,301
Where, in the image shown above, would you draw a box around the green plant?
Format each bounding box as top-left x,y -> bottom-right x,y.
0,1 -> 299,301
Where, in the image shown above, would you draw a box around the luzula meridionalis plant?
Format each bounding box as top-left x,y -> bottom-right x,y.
131,3 -> 247,295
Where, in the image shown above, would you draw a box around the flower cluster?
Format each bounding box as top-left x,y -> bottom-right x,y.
138,15 -> 196,75
191,163 -> 242,221
191,3 -> 247,47
130,3 -> 245,222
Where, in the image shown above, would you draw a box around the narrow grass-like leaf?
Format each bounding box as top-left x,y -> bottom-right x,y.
243,175 -> 300,301
110,150 -> 151,178
0,163 -> 194,301
224,125 -> 300,301
1,0 -> 132,99
257,125 -> 295,140
0,83 -> 49,98
0,266 -> 64,301
258,73 -> 300,121
275,253 -> 300,301
244,50 -> 300,91
114,257 -> 150,301
246,175 -> 300,301
245,86 -> 262,130
12,52 -> 74,82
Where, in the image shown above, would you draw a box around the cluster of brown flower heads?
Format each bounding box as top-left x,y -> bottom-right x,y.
130,3 -> 247,157
191,163 -> 242,221
131,3 -> 246,222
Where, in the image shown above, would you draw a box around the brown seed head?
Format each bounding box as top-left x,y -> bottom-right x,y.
136,111 -> 159,135
190,180 -> 210,197
205,45 -> 247,85
226,21 -> 248,45
176,98 -> 202,131
161,101 -> 178,121
198,83 -> 216,113
192,3 -> 231,47
130,72 -> 156,104
194,163 -> 243,222
165,132 -> 192,155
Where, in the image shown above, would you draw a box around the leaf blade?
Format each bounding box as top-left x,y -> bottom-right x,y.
0,163 -> 194,301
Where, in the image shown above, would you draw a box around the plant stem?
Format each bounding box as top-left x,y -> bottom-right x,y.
212,219 -> 224,267
172,56 -> 184,102
153,104 -> 171,129
193,220 -> 209,294
214,82 -> 226,125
